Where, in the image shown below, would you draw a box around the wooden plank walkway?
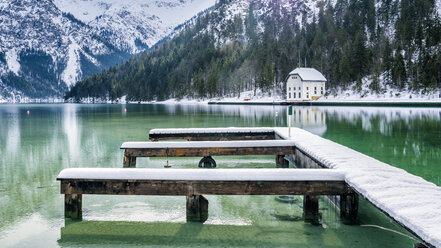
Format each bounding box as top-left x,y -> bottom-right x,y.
57,168 -> 354,222
121,140 -> 295,167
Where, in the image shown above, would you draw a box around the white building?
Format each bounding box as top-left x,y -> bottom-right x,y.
286,67 -> 326,101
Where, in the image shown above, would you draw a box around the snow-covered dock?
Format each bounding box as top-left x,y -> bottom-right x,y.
148,127 -> 440,247
274,127 -> 441,248
149,127 -> 277,141
120,140 -> 295,168
57,168 -> 351,222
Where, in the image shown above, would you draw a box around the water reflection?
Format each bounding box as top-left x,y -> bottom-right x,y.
5,108 -> 20,155
287,107 -> 327,136
63,104 -> 80,159
320,106 -> 441,185
0,103 -> 436,247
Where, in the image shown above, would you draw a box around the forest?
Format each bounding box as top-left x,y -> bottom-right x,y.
65,0 -> 441,101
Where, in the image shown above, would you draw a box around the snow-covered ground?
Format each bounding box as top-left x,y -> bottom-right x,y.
320,78 -> 441,102
151,88 -> 441,104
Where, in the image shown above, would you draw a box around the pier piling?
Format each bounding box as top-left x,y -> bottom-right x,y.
65,194 -> 82,220
186,195 -> 209,222
340,193 -> 359,224
123,154 -> 136,168
303,195 -> 319,224
276,155 -> 289,168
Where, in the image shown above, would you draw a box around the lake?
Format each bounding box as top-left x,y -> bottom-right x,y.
1,103 -> 440,247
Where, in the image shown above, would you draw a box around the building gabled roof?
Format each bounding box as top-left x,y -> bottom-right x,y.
288,67 -> 327,82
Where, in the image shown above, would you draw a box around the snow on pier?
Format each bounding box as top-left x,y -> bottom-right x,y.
274,127 -> 441,247
57,168 -> 345,182
149,127 -> 275,134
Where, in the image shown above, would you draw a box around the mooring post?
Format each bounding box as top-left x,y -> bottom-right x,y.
65,194 -> 82,220
303,195 -> 319,224
186,195 -> 208,222
340,193 -> 359,224
276,155 -> 289,168
123,153 -> 136,168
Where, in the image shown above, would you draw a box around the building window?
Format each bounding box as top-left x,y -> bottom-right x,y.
314,86 -> 317,95
299,87 -> 301,91
289,93 -> 291,99
307,87 -> 309,90
293,93 -> 296,98
299,93 -> 301,98
289,87 -> 291,91
307,93 -> 309,98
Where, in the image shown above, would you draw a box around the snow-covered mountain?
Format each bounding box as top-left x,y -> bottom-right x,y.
64,0 -> 441,102
0,0 -> 215,101
53,0 -> 216,54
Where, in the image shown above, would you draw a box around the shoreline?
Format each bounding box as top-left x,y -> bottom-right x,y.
208,101 -> 441,107
2,101 -> 441,107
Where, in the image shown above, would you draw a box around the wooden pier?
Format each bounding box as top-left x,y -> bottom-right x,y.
57,168 -> 353,223
121,140 -> 294,168
57,126 -> 441,247
149,127 -> 277,141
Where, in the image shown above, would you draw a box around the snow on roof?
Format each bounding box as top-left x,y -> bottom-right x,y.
288,67 -> 327,81
121,140 -> 294,149
57,168 -> 345,181
274,127 -> 441,247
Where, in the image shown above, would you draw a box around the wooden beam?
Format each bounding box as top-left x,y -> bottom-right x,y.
65,194 -> 82,220
123,146 -> 296,158
60,180 -> 350,196
186,195 -> 208,222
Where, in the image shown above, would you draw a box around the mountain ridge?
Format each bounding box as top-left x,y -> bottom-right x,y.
65,0 -> 441,102
0,0 -> 215,101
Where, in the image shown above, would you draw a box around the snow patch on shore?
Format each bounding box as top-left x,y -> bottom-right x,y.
320,76 -> 441,102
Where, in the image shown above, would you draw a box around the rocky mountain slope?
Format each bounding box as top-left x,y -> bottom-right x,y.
0,0 -> 215,101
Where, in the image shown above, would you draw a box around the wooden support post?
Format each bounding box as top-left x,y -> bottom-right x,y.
340,193 -> 359,224
123,154 -> 136,168
186,195 -> 208,222
276,155 -> 289,168
303,195 -> 319,224
65,194 -> 82,220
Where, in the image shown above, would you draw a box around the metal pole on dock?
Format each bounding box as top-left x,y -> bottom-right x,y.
288,106 -> 292,137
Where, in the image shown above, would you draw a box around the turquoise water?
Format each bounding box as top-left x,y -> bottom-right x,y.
1,103 -> 439,247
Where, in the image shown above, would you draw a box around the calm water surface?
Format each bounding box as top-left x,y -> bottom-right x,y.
0,103 -> 440,247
